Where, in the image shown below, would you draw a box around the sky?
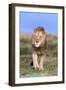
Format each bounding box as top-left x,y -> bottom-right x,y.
19,12 -> 58,36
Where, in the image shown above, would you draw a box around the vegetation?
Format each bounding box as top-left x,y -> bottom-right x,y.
20,33 -> 58,77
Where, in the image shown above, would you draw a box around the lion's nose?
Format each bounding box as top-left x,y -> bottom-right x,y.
36,41 -> 39,43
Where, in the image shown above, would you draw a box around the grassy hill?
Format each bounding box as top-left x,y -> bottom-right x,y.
20,33 -> 58,77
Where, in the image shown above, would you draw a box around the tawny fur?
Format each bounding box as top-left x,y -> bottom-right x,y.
32,27 -> 47,71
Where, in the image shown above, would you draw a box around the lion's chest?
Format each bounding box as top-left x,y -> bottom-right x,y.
32,46 -> 45,55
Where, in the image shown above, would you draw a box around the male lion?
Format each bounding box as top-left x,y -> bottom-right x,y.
32,27 -> 47,71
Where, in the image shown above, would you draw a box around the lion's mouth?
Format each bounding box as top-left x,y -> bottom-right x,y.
35,42 -> 40,48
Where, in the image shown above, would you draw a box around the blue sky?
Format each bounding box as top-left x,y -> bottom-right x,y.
19,12 -> 58,36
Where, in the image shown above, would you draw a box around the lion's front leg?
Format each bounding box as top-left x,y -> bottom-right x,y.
32,52 -> 39,70
39,55 -> 45,71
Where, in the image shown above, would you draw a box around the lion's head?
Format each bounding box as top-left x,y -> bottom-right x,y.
32,27 -> 46,48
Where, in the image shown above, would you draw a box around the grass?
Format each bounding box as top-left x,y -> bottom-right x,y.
20,34 -> 58,77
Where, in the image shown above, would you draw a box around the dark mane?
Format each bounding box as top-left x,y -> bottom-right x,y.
34,27 -> 45,33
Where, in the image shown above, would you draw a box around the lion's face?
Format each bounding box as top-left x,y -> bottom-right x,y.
32,28 -> 46,48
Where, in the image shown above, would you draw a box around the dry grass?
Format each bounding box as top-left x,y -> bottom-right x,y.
20,34 -> 58,77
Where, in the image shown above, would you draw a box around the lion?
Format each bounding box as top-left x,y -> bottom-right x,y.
32,27 -> 47,71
